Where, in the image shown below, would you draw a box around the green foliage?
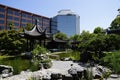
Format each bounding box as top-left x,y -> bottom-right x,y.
83,68 -> 93,80
56,50 -> 80,60
93,27 -> 104,34
78,30 -> 120,62
0,30 -> 26,55
0,56 -> 39,74
7,21 -> 14,30
25,23 -> 33,30
53,32 -> 68,40
110,17 -> 120,30
32,45 -> 47,55
103,50 -> 120,74
70,34 -> 81,41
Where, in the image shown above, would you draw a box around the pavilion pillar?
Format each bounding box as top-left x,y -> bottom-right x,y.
26,39 -> 29,51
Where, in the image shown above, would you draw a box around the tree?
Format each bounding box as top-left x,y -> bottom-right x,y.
105,34 -> 120,51
103,50 -> 120,74
93,27 -> 103,34
53,32 -> 68,40
25,23 -> 33,30
8,21 -> 14,30
109,17 -> 120,30
70,34 -> 81,41
0,30 -> 26,55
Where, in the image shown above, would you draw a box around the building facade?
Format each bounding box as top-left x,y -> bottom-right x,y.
52,9 -> 80,36
0,4 -> 51,33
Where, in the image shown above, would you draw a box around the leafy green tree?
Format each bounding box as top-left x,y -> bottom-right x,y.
109,17 -> 120,30
32,44 -> 47,55
53,32 -> 68,40
93,27 -> 104,34
8,21 -> 14,30
0,30 -> 26,55
70,34 -> 81,41
25,23 -> 33,30
105,34 -> 120,51
79,31 -> 96,51
103,50 -> 120,74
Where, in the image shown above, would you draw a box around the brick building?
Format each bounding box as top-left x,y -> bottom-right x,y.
0,4 -> 51,33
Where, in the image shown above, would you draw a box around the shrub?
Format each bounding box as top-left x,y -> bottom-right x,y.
32,45 -> 47,55
103,50 -> 120,74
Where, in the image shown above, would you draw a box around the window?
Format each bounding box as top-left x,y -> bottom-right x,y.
0,20 -> 4,24
27,15 -> 32,18
7,9 -> 13,14
22,19 -> 26,22
27,20 -> 32,23
43,18 -> 49,22
0,26 -> 4,30
33,16 -> 38,20
14,11 -> 19,16
14,23 -> 19,26
22,13 -> 26,17
0,14 -> 5,18
21,24 -> 26,27
14,17 -> 19,21
0,7 -> 5,12
7,16 -> 13,20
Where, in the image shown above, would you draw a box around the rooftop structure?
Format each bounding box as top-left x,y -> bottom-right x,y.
57,9 -> 76,15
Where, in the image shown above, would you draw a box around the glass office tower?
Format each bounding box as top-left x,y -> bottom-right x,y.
52,9 -> 80,36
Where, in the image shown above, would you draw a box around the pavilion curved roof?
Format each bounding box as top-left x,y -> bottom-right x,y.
19,20 -> 51,40
24,24 -> 44,37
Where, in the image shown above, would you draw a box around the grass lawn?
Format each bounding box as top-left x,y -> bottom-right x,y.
0,55 -> 39,75
49,50 -> 80,60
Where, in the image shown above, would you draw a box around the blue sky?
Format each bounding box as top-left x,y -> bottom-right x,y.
0,0 -> 120,33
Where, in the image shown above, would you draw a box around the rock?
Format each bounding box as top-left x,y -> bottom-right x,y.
110,74 -> 118,78
0,65 -> 13,78
62,74 -> 73,80
51,73 -> 62,79
68,66 -> 84,75
92,65 -> 111,79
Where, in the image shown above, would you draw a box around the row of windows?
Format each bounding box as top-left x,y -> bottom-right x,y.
43,19 -> 49,23
7,9 -> 20,16
21,19 -> 32,23
0,14 -> 5,18
21,24 -> 26,27
43,23 -> 49,27
7,9 -> 13,14
33,16 -> 42,21
22,13 -> 32,18
14,23 -> 19,26
14,11 -> 19,16
51,25 -> 57,30
0,26 -> 4,30
0,7 -> 5,12
0,20 -> 4,24
7,16 -> 19,21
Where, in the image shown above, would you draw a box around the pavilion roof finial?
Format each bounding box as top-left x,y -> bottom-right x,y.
35,19 -> 39,25
117,8 -> 120,17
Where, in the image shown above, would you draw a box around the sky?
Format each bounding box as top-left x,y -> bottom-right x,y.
0,0 -> 120,33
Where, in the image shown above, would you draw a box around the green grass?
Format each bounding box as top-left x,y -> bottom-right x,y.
0,56 -> 13,60
0,56 -> 39,74
50,50 -> 80,60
